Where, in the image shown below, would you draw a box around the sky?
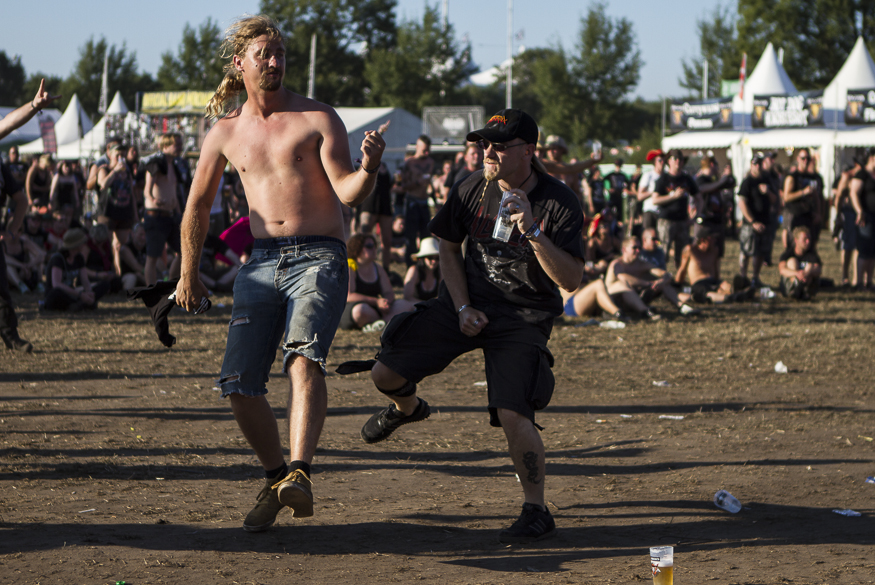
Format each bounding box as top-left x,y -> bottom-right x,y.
0,0 -> 728,105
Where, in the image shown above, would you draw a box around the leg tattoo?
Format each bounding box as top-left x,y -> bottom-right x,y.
522,451 -> 541,485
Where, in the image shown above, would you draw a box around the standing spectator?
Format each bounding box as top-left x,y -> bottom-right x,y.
833,161 -> 860,287
782,148 -> 818,249
652,149 -> 698,269
849,149 -> 875,290
49,159 -> 81,214
604,158 -> 628,223
694,156 -> 735,263
778,226 -> 822,300
6,146 -> 28,186
86,136 -> 121,191
806,157 -> 826,246
637,149 -> 665,231
26,154 -> 53,211
401,135 -> 435,266
761,152 -> 783,264
582,166 -> 607,215
358,162 -> 394,275
403,237 -> 442,303
737,155 -> 776,286
96,142 -> 138,275
444,142 -> 483,189
627,163 -> 644,235
143,134 -> 183,286
432,159 -> 453,206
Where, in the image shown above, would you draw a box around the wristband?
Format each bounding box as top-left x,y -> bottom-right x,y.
519,222 -> 540,242
457,304 -> 470,314
361,163 -> 379,174
30,102 -> 37,110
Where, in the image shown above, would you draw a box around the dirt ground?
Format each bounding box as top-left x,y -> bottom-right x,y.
1,239 -> 874,585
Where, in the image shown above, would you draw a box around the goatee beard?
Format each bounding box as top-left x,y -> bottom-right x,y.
483,164 -> 498,182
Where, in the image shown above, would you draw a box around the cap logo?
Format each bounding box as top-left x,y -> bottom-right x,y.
488,115 -> 508,125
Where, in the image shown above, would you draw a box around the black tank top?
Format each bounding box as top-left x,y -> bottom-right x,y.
414,264 -> 439,300
354,267 -> 382,298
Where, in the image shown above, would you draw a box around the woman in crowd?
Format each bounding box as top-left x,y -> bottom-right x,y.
340,232 -> 415,331
403,237 -> 442,303
561,279 -> 626,321
26,154 -> 53,211
49,159 -> 81,214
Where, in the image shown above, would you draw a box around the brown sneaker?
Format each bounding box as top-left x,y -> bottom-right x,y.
243,474 -> 286,532
274,469 -> 314,518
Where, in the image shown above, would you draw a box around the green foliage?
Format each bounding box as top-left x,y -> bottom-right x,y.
679,4 -> 739,98
364,3 -> 477,113
260,0 -> 397,106
0,51 -> 26,106
157,18 -> 225,91
60,37 -> 158,117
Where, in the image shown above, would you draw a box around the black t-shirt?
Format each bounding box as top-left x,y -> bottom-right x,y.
738,176 -> 772,224
853,169 -> 875,214
605,171 -> 627,196
444,165 -> 477,189
785,171 -> 819,215
779,245 -> 821,267
46,252 -> 85,294
429,169 -> 584,322
654,172 -> 698,221
588,177 -> 607,211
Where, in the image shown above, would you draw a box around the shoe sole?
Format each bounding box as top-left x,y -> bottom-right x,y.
361,403 -> 431,444
243,518 -> 276,533
498,527 -> 558,544
277,483 -> 314,518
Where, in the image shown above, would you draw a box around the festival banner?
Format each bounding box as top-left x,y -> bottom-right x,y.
751,91 -> 824,128
38,116 -> 57,153
669,97 -> 733,131
845,88 -> 875,124
140,91 -> 215,114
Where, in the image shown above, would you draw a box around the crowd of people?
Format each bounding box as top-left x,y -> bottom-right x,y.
2,14 -> 872,547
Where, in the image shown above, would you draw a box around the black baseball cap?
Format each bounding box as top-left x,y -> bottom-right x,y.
466,109 -> 539,145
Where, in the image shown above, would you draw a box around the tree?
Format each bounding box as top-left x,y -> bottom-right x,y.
679,4 -> 739,99
260,0 -> 397,106
61,37 -> 158,117
157,18 -> 225,91
364,4 -> 477,113
0,51 -> 26,106
735,0 -> 875,90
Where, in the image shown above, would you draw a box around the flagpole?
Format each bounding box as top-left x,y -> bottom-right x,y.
506,0 -> 513,108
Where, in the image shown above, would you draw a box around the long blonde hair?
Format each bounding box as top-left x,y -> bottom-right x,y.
205,15 -> 284,119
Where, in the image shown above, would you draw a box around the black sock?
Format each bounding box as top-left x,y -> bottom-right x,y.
290,460 -> 311,477
265,463 -> 288,479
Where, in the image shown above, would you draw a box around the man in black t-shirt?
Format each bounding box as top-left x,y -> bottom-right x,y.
849,148 -> 875,289
778,226 -> 822,300
653,149 -> 698,269
352,109 -> 584,544
737,155 -> 776,285
604,158 -> 628,222
0,78 -> 60,352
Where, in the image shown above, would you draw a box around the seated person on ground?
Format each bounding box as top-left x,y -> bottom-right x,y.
638,227 -> 666,270
389,214 -> 406,264
605,236 -> 699,319
85,223 -> 124,293
340,232 -> 416,331
198,233 -> 242,293
676,225 -> 755,304
43,228 -> 112,311
403,237 -> 442,303
3,225 -> 46,293
119,222 -> 148,291
584,213 -> 621,277
778,226 -> 822,300
561,278 -> 625,320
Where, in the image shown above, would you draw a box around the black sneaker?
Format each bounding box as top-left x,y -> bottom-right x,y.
361,398 -> 430,444
499,503 -> 557,544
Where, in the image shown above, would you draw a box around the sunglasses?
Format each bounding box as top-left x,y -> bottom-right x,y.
363,242 -> 376,249
476,139 -> 527,153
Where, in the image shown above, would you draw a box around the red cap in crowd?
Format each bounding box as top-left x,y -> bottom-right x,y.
646,149 -> 664,162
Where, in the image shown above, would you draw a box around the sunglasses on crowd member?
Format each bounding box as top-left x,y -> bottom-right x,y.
476,139 -> 528,153
363,242 -> 376,249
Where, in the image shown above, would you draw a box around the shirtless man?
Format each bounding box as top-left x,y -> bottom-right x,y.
174,15 -> 384,532
143,133 -> 182,285
605,236 -> 699,319
401,135 -> 435,266
676,226 -> 754,304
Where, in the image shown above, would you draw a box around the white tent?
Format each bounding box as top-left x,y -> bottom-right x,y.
18,94 -> 93,154
823,37 -> 875,127
55,92 -> 130,160
336,107 -> 422,171
733,43 -> 797,127
0,107 -> 62,147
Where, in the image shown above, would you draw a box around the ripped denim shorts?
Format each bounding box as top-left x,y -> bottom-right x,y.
217,236 -> 348,397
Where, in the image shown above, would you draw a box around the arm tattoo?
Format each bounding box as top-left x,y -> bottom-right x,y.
522,451 -> 541,485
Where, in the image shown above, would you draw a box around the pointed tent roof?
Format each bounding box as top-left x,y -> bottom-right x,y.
18,94 -> 94,154
733,43 -> 796,114
106,91 -> 129,115
823,36 -> 875,109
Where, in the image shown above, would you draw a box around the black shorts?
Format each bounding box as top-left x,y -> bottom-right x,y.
376,294 -> 555,426
144,212 -> 181,258
691,277 -> 721,303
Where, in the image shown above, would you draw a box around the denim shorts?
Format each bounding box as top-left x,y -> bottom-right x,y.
217,236 -> 348,397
